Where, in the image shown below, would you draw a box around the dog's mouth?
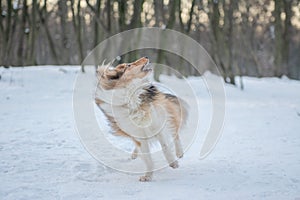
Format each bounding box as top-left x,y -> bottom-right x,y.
141,60 -> 152,72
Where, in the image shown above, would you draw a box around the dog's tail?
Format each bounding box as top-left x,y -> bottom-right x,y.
178,97 -> 189,127
164,93 -> 189,127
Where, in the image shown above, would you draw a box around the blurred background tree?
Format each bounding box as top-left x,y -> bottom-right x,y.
0,0 -> 300,82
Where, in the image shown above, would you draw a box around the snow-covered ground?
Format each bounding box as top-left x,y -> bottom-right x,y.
0,66 -> 300,200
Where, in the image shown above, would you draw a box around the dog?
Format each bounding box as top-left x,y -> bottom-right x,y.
95,57 -> 188,181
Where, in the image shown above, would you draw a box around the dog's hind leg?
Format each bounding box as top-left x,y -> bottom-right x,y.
139,140 -> 154,182
156,133 -> 178,169
171,123 -> 183,158
174,133 -> 183,158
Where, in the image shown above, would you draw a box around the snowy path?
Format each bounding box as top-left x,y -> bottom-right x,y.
0,67 -> 300,200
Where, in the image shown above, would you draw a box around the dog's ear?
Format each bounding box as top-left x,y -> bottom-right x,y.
97,64 -> 120,80
105,70 -> 119,79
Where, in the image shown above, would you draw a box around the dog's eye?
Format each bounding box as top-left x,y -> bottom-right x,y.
127,64 -> 131,67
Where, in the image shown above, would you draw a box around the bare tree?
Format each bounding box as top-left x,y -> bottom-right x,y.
0,0 -> 299,80
27,0 -> 38,65
274,0 -> 283,76
39,0 -> 59,64
2,0 -> 12,67
154,0 -> 164,26
71,0 -> 84,71
58,0 -> 70,64
154,0 -> 179,81
283,0 -> 293,76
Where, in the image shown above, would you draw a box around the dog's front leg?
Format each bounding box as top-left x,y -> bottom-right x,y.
131,146 -> 138,159
139,140 -> 153,182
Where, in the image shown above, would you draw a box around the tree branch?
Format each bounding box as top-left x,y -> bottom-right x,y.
86,0 -> 108,32
186,0 -> 196,33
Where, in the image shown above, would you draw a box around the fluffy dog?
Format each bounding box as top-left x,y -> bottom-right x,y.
95,57 -> 187,181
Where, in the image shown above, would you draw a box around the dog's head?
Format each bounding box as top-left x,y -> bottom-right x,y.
97,57 -> 152,90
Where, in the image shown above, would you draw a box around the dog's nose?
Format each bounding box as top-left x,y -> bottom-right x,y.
144,56 -> 148,59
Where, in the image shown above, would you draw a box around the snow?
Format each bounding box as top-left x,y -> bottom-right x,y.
0,66 -> 300,200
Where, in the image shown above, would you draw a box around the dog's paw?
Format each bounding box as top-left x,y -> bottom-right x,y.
176,152 -> 184,158
131,147 -> 139,160
131,152 -> 138,160
139,175 -> 152,182
169,160 -> 179,169
176,147 -> 184,158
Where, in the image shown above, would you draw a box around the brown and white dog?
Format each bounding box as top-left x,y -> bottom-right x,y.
95,57 -> 188,181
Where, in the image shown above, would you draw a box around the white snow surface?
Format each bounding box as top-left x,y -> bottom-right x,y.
0,66 -> 300,200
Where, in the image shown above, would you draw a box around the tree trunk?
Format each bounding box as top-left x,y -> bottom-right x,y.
186,0 -> 196,33
118,0 -> 126,31
27,0 -> 37,65
7,0 -> 21,66
3,0 -> 12,67
154,0 -> 164,26
129,0 -> 144,28
0,0 -> 3,35
274,0 -> 283,76
17,0 -> 28,65
106,0 -> 111,32
166,0 -> 177,29
283,0 -> 292,76
223,0 -> 235,85
39,0 -> 59,64
58,0 -> 69,64
0,0 -> 4,64
71,0 -> 84,71
209,0 -> 223,77
155,0 -> 179,81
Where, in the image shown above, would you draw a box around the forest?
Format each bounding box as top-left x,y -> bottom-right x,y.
0,0 -> 300,84
1,1 -> 300,196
